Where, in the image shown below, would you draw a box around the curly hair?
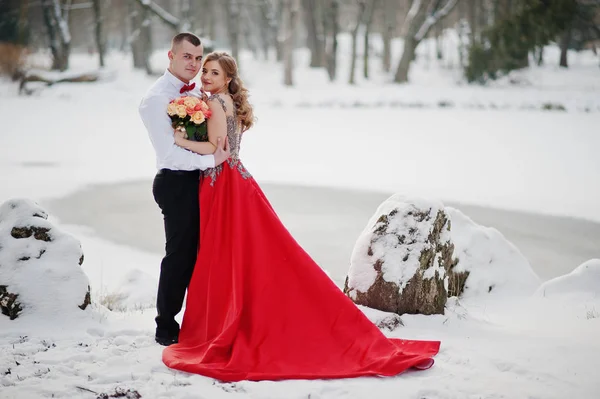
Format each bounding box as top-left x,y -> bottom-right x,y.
203,52 -> 255,132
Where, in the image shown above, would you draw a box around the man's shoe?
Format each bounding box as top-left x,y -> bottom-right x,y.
155,335 -> 178,346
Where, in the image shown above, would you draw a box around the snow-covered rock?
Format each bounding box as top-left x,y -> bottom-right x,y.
344,195 -> 465,316
0,198 -> 90,319
535,259 -> 600,300
345,195 -> 542,316
447,207 -> 541,298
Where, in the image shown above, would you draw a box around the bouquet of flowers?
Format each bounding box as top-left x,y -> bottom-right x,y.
167,95 -> 212,142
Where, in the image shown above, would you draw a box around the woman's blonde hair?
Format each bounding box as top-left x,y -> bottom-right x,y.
203,52 -> 255,132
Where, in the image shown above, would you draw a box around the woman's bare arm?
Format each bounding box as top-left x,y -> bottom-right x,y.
173,97 -> 227,154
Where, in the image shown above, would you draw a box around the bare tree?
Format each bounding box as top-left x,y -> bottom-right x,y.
129,0 -> 153,74
467,0 -> 479,45
394,0 -> 458,83
276,0 -> 285,61
435,14 -> 443,60
302,0 -> 326,67
41,0 -> 71,71
224,0 -> 241,60
178,0 -> 192,32
349,0 -> 366,84
187,0 -> 210,38
323,0 -> 340,81
92,0 -> 105,67
381,0 -> 396,73
282,0 -> 300,86
131,0 -> 193,74
559,26 -> 572,68
139,6 -> 153,75
118,0 -> 130,52
133,0 -> 180,30
363,0 -> 379,79
258,0 -> 279,60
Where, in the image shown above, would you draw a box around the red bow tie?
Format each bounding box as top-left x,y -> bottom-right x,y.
180,82 -> 196,94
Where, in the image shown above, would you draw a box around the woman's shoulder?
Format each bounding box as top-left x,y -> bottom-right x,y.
208,93 -> 234,112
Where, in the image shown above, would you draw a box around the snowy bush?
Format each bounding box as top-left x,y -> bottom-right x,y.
0,198 -> 90,319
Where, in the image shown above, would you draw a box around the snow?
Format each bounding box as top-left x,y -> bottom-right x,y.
448,207 -> 541,298
535,258 -> 600,300
0,32 -> 599,397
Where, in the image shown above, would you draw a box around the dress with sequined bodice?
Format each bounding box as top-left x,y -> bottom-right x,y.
201,94 -> 251,186
162,95 -> 440,382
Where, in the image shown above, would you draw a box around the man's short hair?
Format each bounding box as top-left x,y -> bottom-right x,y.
171,33 -> 201,50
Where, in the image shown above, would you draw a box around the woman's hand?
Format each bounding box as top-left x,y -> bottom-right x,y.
174,128 -> 187,147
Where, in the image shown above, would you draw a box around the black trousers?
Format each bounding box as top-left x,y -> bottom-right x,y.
152,168 -> 200,338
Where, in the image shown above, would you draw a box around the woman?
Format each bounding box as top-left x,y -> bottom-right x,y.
163,52 -> 440,382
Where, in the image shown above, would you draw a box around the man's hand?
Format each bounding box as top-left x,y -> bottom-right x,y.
199,88 -> 209,102
213,136 -> 231,166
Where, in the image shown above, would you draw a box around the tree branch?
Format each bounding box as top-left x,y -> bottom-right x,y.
402,0 -> 422,35
133,0 -> 180,30
414,0 -> 457,41
51,0 -> 71,44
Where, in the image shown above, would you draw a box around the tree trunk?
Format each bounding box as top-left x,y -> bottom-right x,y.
41,0 -> 71,71
349,1 -> 366,85
259,11 -> 270,61
179,0 -> 191,32
92,0 -> 105,68
129,1 -> 145,70
394,34 -> 419,83
276,0 -> 284,62
17,0 -> 30,45
302,0 -> 326,67
536,46 -> 544,66
42,1 -> 58,61
324,0 -> 339,81
240,11 -> 258,61
393,0 -> 428,83
119,1 -> 129,52
467,0 -> 478,45
129,1 -> 153,74
435,17 -> 443,60
559,26 -> 571,68
283,0 -> 299,86
363,0 -> 378,79
205,0 -> 216,40
394,0 -> 458,83
225,0 -> 240,61
382,0 -> 394,73
132,0 -> 179,31
140,7 -> 153,75
258,0 -> 275,60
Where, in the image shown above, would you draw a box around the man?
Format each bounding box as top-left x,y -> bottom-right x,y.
139,33 -> 230,346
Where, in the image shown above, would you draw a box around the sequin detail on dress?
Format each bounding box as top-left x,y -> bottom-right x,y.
202,94 -> 252,186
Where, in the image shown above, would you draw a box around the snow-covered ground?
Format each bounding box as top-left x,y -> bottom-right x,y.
1,33 -> 599,398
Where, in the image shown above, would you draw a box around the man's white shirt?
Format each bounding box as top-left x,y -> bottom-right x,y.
139,69 -> 215,171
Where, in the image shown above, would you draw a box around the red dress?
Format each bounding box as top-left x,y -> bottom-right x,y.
162,96 -> 440,382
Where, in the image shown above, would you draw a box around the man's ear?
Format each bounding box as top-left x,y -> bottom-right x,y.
168,50 -> 174,61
